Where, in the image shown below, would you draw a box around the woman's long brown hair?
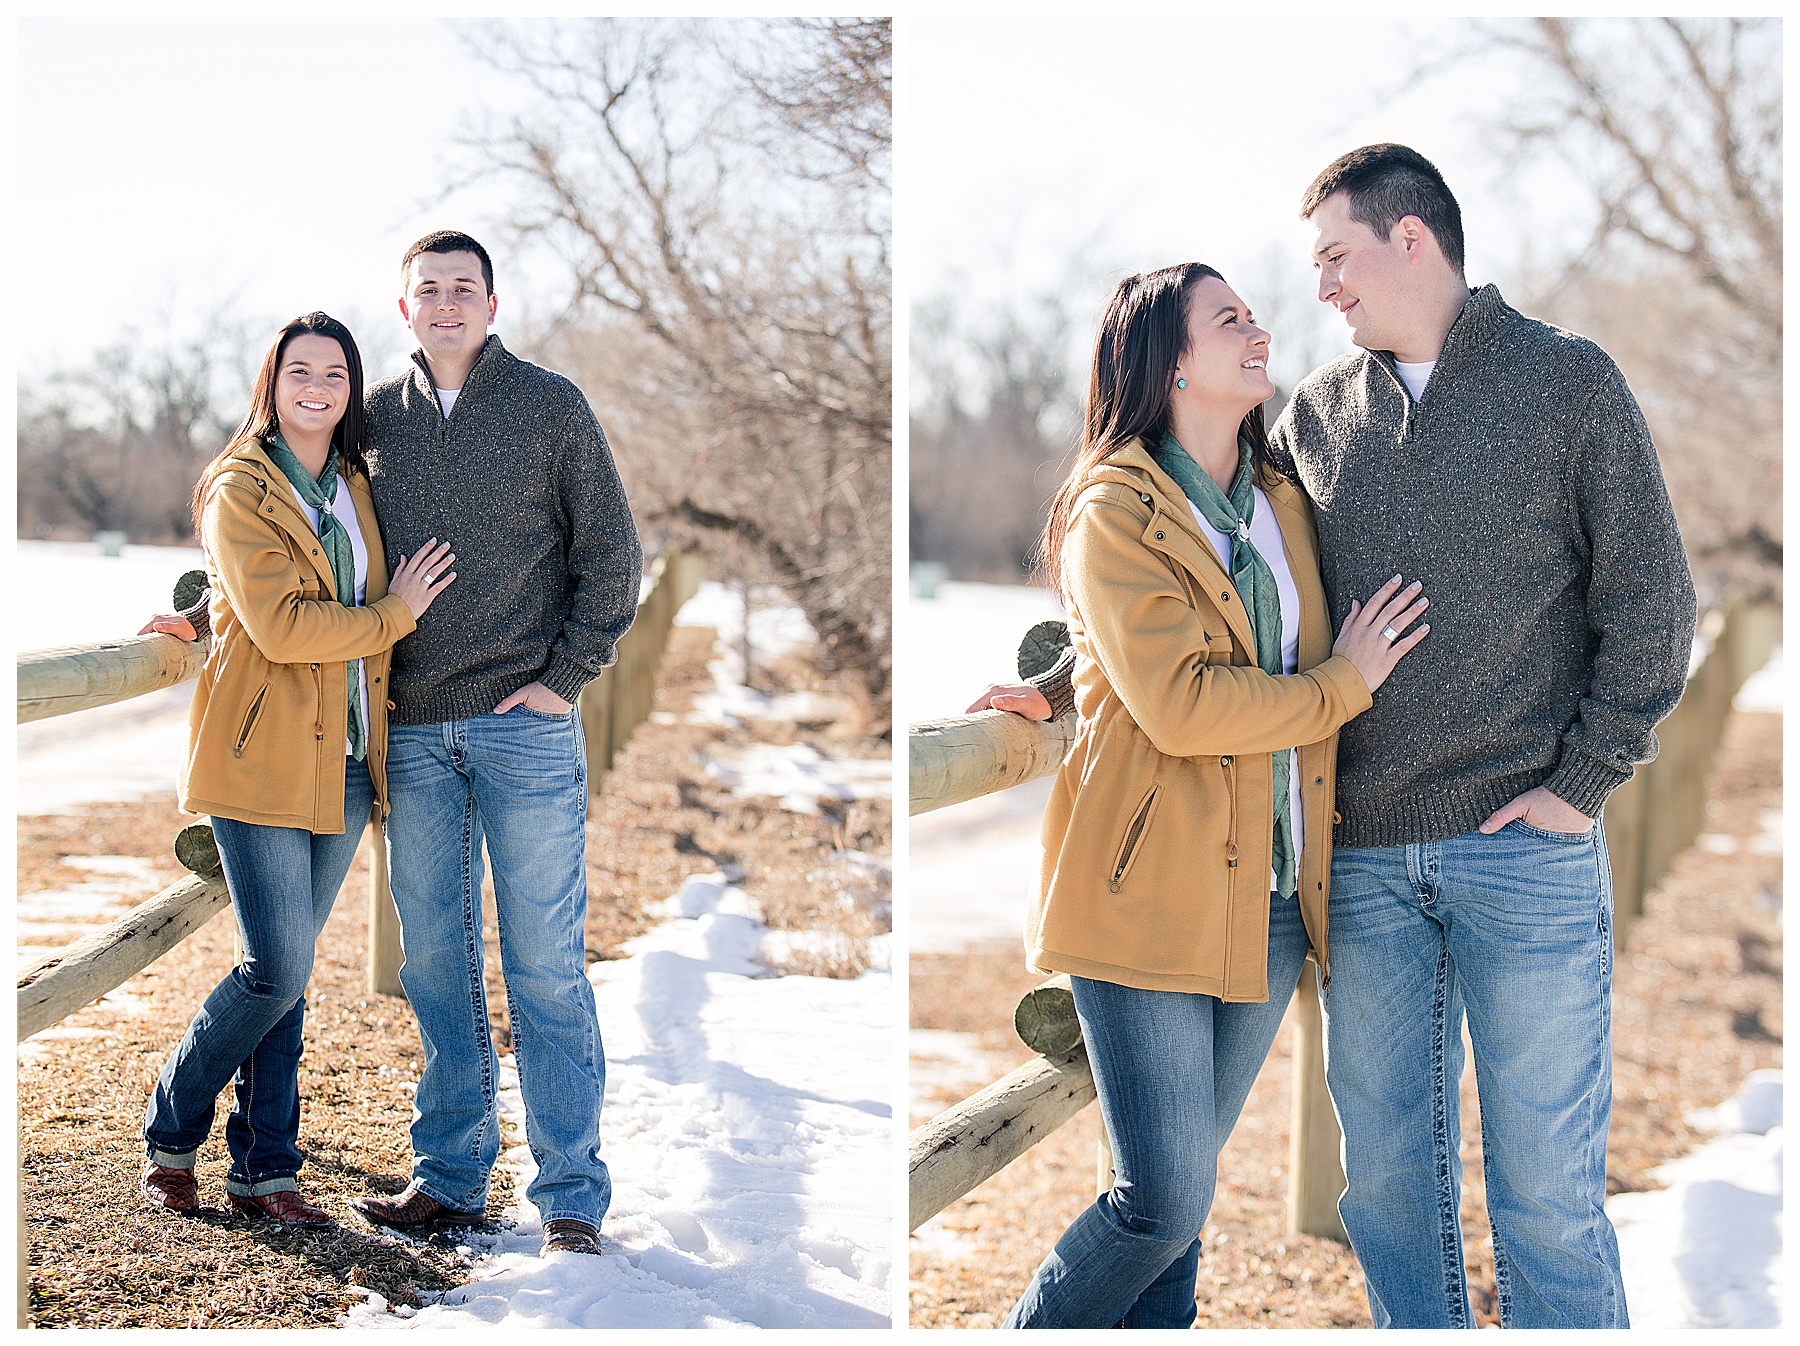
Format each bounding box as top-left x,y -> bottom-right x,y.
1034,263 -> 1278,601
189,311 -> 368,535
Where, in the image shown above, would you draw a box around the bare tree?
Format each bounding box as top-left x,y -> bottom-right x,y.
909,248 -> 1347,585
1445,18 -> 1781,604
462,18 -> 892,708
18,329 -> 247,543
909,286 -> 1081,583
1482,19 -> 1778,334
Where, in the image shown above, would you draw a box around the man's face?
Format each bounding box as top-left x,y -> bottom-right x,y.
1310,193 -> 1413,353
398,251 -> 496,373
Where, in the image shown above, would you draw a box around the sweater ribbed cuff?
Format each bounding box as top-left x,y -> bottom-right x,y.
1027,646 -> 1078,720
539,654 -> 598,708
177,591 -> 212,643
1543,747 -> 1630,821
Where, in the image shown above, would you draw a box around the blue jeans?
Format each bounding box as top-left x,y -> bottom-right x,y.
143,760 -> 375,1195
384,709 -> 610,1226
1323,821 -> 1626,1329
1005,893 -> 1313,1328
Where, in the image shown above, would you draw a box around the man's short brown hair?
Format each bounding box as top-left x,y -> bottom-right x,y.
401,230 -> 494,296
1301,144 -> 1465,274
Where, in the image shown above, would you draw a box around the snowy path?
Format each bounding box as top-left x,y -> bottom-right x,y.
346,873 -> 893,1329
339,584 -> 894,1328
1609,1071 -> 1784,1328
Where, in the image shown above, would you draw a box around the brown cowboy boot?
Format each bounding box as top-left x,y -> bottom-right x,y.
542,1218 -> 602,1256
141,1162 -> 200,1214
350,1184 -> 486,1230
228,1188 -> 335,1226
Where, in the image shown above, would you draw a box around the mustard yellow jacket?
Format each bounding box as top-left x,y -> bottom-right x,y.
178,439 -> 417,832
1028,441 -> 1374,1000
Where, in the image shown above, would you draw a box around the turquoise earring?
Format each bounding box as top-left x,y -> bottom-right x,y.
1176,377 -> 1187,390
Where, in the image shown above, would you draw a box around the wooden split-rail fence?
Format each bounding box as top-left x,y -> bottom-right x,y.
15,550 -> 702,1042
907,601 -> 1780,1240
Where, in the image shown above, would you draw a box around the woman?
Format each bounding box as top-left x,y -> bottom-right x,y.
138,312 -> 455,1225
996,264 -> 1428,1327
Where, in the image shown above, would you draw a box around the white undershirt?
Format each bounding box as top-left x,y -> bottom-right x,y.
1395,359 -> 1436,403
436,387 -> 461,418
1186,487 -> 1306,896
287,473 -> 371,758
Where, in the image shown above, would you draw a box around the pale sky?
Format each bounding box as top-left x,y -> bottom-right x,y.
19,18 -> 539,381
17,14 -> 1639,398
904,17 -> 1585,395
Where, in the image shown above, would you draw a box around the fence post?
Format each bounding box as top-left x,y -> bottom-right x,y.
1287,968 -> 1348,1241
367,819 -> 404,998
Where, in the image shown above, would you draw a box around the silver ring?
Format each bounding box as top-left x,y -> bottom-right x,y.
424,573 -> 436,585
1381,624 -> 1400,643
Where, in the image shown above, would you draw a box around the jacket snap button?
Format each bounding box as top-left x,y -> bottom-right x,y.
1139,493 -> 1152,504
1222,591 -> 1231,601
1315,776 -> 1324,785
1155,530 -> 1165,541
311,663 -> 319,670
312,548 -> 319,555
1221,755 -> 1232,765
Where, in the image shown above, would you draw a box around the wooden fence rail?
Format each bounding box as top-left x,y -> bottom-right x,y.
18,873 -> 230,1042
16,552 -> 703,1027
908,710 -> 1078,816
907,601 -> 1780,1242
18,633 -> 208,724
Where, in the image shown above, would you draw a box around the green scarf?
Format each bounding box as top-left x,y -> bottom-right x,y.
264,433 -> 365,762
1150,431 -> 1295,899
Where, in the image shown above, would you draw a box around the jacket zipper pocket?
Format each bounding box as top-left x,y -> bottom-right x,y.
234,686 -> 269,759
1109,787 -> 1159,893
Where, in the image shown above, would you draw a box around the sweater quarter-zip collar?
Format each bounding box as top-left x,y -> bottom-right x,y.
1369,284 -> 1511,442
408,334 -> 511,418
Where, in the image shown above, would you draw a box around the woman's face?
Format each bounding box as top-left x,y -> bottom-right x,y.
1171,276 -> 1272,416
273,333 -> 351,443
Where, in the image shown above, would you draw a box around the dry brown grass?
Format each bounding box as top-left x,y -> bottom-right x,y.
910,706 -> 1782,1328
20,620 -> 891,1327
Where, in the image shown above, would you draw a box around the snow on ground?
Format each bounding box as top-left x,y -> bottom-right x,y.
702,742 -> 891,815
898,579 -> 1064,728
1609,1071 -> 1784,1328
677,581 -> 848,726
16,540 -> 207,815
1735,644 -> 1784,712
332,585 -> 891,1328
346,878 -> 893,1329
17,539 -> 207,649
905,583 -> 1066,954
678,578 -> 891,818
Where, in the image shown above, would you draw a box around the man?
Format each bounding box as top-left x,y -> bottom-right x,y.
1274,145 -> 1691,1329
346,232 -> 642,1257
982,147 -> 1694,1328
156,232 -> 641,1256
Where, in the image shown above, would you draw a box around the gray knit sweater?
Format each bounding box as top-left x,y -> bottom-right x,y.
1268,285 -> 1695,848
365,336 -> 643,725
